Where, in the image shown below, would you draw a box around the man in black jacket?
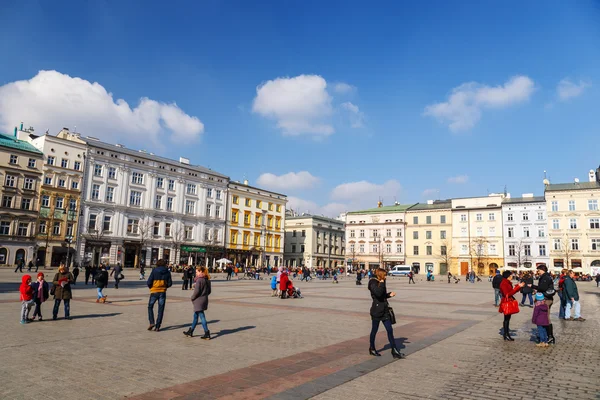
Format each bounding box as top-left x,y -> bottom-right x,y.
532,265 -> 556,344
491,270 -> 502,306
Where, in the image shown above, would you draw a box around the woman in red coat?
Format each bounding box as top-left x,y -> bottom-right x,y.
499,270 -> 525,341
279,271 -> 290,299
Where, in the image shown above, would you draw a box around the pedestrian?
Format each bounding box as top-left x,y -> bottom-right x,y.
188,266 -> 194,288
14,257 -> 24,273
563,270 -> 585,322
557,269 -> 567,319
531,292 -> 550,347
183,266 -> 212,339
182,266 -> 190,290
280,269 -> 290,299
84,264 -> 91,285
72,265 -> 80,285
96,265 -> 109,303
491,270 -> 502,307
27,260 -> 34,272
448,272 -> 452,284
110,263 -> 123,289
52,265 -> 75,320
408,271 -> 415,284
91,265 -> 97,285
19,274 -> 35,324
499,270 -> 525,341
520,273 -> 534,307
139,264 -> 146,280
595,274 -> 600,287
368,268 -> 404,359
31,272 -> 49,321
147,259 -> 172,332
270,275 -> 278,296
35,258 -> 40,272
531,265 -> 557,344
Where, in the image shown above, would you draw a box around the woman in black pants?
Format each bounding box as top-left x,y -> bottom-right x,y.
368,268 -> 404,359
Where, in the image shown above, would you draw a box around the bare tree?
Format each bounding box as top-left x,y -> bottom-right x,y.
348,244 -> 358,272
470,237 -> 489,275
438,239 -> 453,275
560,236 -> 574,270
170,223 -> 186,265
514,238 -> 525,269
136,217 -> 153,268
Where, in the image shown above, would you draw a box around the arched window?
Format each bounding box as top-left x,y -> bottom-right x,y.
15,249 -> 26,264
0,248 -> 7,264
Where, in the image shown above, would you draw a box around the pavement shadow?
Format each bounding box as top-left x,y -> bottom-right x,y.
71,313 -> 122,320
161,320 -> 220,331
528,327 -> 539,343
497,328 -> 518,337
382,337 -> 408,351
108,299 -> 142,303
211,325 -> 256,339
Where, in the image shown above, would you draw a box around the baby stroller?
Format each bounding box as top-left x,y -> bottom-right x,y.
287,283 -> 303,298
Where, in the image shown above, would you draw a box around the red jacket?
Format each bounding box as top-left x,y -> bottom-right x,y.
279,273 -> 289,291
19,275 -> 34,301
499,278 -> 520,299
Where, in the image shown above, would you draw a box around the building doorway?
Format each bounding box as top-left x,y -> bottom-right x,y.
15,249 -> 25,264
460,262 -> 469,275
412,262 -> 420,274
439,262 -> 448,275
489,263 -> 499,275
0,247 -> 7,264
124,246 -> 137,268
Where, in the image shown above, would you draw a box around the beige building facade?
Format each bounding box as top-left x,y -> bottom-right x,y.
405,200 -> 452,275
545,168 -> 600,275
451,195 -> 505,276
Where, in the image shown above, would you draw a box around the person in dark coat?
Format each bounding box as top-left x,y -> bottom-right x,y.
563,270 -> 585,321
96,265 -> 109,303
110,263 -> 123,289
147,259 -> 173,332
492,270 -> 502,306
72,265 -> 80,285
519,273 -> 534,307
188,266 -> 194,289
499,270 -> 525,341
532,265 -> 556,344
31,272 -> 49,320
84,265 -> 91,285
183,266 -> 212,339
52,265 -> 75,320
368,268 -> 404,359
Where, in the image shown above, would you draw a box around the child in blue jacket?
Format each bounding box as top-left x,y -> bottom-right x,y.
270,275 -> 278,297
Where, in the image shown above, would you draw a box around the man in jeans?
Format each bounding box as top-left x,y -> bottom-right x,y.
491,270 -> 502,306
563,270 -> 585,322
147,259 -> 172,332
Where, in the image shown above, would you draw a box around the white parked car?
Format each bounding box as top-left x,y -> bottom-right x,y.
388,265 -> 411,277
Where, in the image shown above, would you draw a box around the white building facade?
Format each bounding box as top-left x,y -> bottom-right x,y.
502,194 -> 550,269
78,138 -> 228,268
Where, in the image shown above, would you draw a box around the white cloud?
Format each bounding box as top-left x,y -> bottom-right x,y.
252,74 -> 334,136
0,70 -> 204,145
341,101 -> 365,128
422,188 -> 439,198
424,75 -> 535,132
557,78 -> 591,101
447,175 -> 469,184
333,82 -> 356,94
330,180 -> 401,201
256,171 -> 320,191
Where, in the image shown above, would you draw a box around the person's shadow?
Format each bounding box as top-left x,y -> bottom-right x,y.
381,337 -> 408,351
71,313 -> 122,320
211,325 -> 255,339
161,320 -> 220,331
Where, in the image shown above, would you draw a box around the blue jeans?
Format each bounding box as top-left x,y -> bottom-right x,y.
97,287 -> 104,299
494,288 -> 501,306
369,319 -> 395,350
148,292 -> 166,326
558,292 -> 567,319
191,311 -> 208,333
521,293 -> 533,305
53,299 -> 70,318
537,325 -> 548,343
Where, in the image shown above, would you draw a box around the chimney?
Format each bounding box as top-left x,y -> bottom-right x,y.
427,200 -> 434,205
243,179 -> 248,185
14,127 -> 17,137
589,170 -> 596,182
179,157 -> 190,165
20,122 -> 23,131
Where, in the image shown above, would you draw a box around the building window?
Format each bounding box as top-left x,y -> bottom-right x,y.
207,188 -> 213,198
18,223 -> 29,236
1,196 -> 12,208
5,175 -> 16,187
552,219 -> 559,230
460,214 -> 467,222
413,246 -> 419,255
396,244 -> 402,253
589,200 -> 598,211
185,226 -> 193,239
106,187 -> 114,202
524,245 -> 531,256
23,177 -> 34,190
41,195 -> 49,207
61,159 -> 68,168
522,213 -> 529,221
131,172 -> 144,185
244,213 -> 251,225
245,198 -> 251,207
488,213 -> 495,221
568,200 -> 575,211
186,200 -> 195,214
39,221 -> 47,234
55,197 -> 64,209
153,222 -> 160,236
591,238 -> 600,251
168,179 -> 175,191
130,191 -> 142,206
440,230 -> 446,239
349,244 -> 355,253
349,230 -> 355,238
28,158 -> 36,168
372,229 -> 378,237
215,206 -> 221,218
523,227 -> 530,238
359,229 -> 365,238
507,227 -> 514,238
47,156 -> 55,166
276,204 -> 281,213
539,245 -> 546,256
10,155 -> 18,164
71,181 -> 79,190
569,218 -> 578,229
108,167 -> 116,179
489,227 -> 496,236
156,177 -> 164,188
461,227 -> 467,237
413,216 -> 418,224
165,223 -> 171,236
553,239 -> 561,250
103,216 -> 111,232
302,230 -> 306,237
155,195 -> 162,209
167,197 -> 173,211
359,244 -> 364,253
426,231 -> 432,239
256,200 -> 263,208
551,201 -> 558,212
571,239 -> 579,250
386,244 -> 392,253
426,245 -> 432,255
74,161 -> 81,171
440,215 -> 446,224
441,245 -> 447,255
590,218 -> 600,229
396,229 -> 402,237
233,195 -> 239,204
476,227 -> 483,236
91,184 -> 100,200
426,216 -> 431,224
0,221 -> 10,235
69,199 -> 76,211
413,231 -> 418,239
216,190 -> 222,200
21,198 -> 31,210
509,245 -> 515,256
186,184 -> 196,195
386,229 -> 392,237
206,204 -> 212,217
231,210 -> 238,223
127,219 -> 139,234
476,213 -> 482,221
230,231 -> 237,244
538,227 -> 545,237
57,178 -> 65,188
94,164 -> 102,177
507,213 -> 513,221
88,214 -> 97,231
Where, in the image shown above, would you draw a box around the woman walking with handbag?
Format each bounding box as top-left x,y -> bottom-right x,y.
368,268 -> 404,359
499,270 -> 525,341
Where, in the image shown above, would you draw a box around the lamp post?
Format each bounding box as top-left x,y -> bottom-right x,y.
65,235 -> 73,269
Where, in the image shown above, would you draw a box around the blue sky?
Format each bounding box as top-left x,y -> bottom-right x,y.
1,0 -> 598,216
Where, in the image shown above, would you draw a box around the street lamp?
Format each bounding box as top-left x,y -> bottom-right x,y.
65,235 -> 73,269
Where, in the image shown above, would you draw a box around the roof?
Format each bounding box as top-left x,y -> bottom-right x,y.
347,203 -> 416,215
84,138 -> 229,179
0,133 -> 43,155
285,214 -> 343,225
502,196 -> 546,204
545,182 -> 600,192
407,200 -> 452,211
229,181 -> 287,198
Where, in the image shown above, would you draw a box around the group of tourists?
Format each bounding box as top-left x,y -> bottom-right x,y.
496,265 -> 586,347
18,264 -> 74,323
270,266 -> 302,298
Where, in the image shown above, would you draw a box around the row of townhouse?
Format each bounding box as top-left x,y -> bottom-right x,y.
0,126 -> 286,268
342,166 -> 600,275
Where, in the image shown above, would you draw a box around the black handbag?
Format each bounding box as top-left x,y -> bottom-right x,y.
388,306 -> 397,325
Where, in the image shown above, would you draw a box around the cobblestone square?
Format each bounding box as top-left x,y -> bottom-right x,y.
1,269 -> 598,400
